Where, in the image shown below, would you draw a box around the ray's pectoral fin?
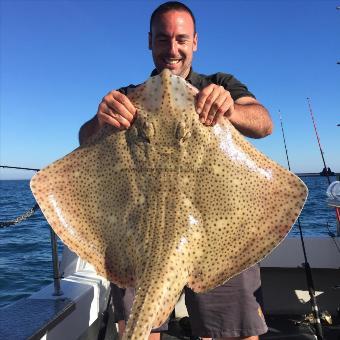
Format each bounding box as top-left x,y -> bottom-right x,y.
187,120 -> 308,293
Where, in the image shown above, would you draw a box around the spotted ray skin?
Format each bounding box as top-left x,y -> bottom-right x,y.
30,69 -> 307,340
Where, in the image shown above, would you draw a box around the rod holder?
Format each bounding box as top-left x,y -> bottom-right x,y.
50,227 -> 63,296
337,175 -> 340,237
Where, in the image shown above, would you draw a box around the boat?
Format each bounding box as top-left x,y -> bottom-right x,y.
0,173 -> 339,340
319,167 -> 335,177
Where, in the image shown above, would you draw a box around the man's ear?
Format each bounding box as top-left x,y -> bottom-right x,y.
193,32 -> 198,52
148,32 -> 152,50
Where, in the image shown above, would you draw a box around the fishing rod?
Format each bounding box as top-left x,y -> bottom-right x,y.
307,98 -> 340,225
278,110 -> 324,340
306,98 -> 332,185
278,110 -> 291,171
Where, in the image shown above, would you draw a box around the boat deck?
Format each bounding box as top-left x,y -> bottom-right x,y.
161,315 -> 340,340
2,244 -> 340,340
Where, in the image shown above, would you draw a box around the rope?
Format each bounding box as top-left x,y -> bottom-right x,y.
0,165 -> 40,171
0,203 -> 40,228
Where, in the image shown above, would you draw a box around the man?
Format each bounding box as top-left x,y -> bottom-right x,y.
79,2 -> 273,340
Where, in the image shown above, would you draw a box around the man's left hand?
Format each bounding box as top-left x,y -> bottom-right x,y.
195,84 -> 234,126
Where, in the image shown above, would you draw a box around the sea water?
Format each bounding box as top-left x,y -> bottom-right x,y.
0,177 -> 339,308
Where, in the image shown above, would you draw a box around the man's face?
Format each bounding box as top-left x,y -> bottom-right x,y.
149,10 -> 198,78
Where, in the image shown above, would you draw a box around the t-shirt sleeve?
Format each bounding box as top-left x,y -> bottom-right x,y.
213,73 -> 256,100
117,84 -> 139,95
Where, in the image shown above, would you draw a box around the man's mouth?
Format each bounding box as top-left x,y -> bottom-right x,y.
163,58 -> 182,65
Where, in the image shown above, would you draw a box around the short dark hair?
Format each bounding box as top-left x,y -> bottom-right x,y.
150,1 -> 196,33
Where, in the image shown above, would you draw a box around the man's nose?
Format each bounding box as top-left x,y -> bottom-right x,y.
169,40 -> 179,56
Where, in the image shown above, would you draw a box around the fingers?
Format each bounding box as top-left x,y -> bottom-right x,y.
196,84 -> 233,126
205,88 -> 228,125
97,90 -> 137,130
98,103 -> 128,129
211,96 -> 234,125
106,91 -> 136,119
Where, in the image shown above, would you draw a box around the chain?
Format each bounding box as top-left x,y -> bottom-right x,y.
0,165 -> 41,228
0,203 -> 40,228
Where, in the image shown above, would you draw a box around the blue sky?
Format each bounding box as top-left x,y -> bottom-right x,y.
1,0 -> 339,179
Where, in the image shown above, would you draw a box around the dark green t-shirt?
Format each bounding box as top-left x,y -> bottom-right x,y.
118,69 -> 255,101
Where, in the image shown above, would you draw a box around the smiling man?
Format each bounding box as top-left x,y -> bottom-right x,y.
149,6 -> 197,79
79,2 -> 272,340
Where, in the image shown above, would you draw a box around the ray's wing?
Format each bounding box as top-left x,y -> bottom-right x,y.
186,118 -> 307,292
30,126 -> 143,286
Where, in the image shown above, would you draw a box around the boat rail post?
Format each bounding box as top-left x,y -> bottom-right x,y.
337,209 -> 340,237
337,175 -> 340,237
50,227 -> 63,296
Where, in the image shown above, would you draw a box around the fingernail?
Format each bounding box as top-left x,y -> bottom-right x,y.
197,108 -> 202,114
200,117 -> 205,123
206,119 -> 211,125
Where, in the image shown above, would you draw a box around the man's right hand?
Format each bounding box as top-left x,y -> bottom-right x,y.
97,90 -> 137,130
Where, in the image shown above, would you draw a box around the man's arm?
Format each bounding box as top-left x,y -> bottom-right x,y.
80,81 -> 272,144
195,84 -> 273,138
229,96 -> 273,138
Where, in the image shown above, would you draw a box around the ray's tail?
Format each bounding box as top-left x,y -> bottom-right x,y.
122,260 -> 188,340
121,179 -> 202,339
